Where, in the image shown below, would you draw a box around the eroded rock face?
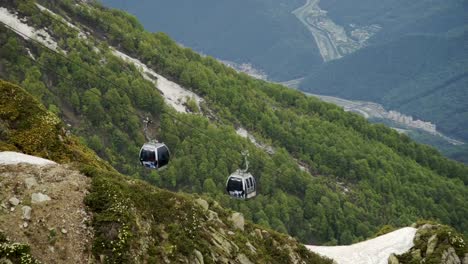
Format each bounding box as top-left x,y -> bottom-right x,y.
426,234 -> 438,256
236,253 -> 254,264
441,247 -> 461,264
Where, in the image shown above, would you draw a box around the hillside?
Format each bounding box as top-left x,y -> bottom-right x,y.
0,0 -> 467,249
0,80 -> 332,263
100,0 -> 468,162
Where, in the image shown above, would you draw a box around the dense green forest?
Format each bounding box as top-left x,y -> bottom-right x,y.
0,0 -> 467,247
102,0 -> 468,163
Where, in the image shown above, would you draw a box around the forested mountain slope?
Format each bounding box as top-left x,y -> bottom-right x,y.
0,0 -> 467,248
0,80 -> 332,264
100,0 -> 468,163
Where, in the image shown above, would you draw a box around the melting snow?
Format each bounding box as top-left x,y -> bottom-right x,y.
0,152 -> 56,166
111,49 -> 203,113
35,3 -> 87,39
307,227 -> 417,264
236,128 -> 275,154
0,7 -> 59,51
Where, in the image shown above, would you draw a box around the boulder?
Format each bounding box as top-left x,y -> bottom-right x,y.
31,193 -> 51,203
229,212 -> 244,231
195,198 -> 209,211
24,177 -> 37,189
21,206 -> 32,220
8,197 -> 20,206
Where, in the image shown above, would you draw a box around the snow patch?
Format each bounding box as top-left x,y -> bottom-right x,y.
111,49 -> 204,113
35,3 -> 87,39
0,152 -> 56,166
0,7 -> 59,51
236,128 -> 275,154
307,227 -> 417,264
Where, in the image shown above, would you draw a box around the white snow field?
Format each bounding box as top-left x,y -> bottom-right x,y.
0,152 -> 56,166
0,7 -> 59,51
307,227 -> 417,264
112,49 -> 204,113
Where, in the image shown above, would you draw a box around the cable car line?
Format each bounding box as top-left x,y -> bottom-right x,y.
1,20 -> 308,199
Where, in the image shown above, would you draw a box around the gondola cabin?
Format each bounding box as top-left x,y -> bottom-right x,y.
139,142 -> 170,169
226,170 -> 256,199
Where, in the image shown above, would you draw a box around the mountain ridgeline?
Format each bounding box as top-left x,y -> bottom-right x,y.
0,0 -> 467,250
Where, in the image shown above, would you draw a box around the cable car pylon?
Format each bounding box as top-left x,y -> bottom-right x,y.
139,117 -> 171,170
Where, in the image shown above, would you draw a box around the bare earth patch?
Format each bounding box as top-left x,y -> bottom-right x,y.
0,163 -> 94,263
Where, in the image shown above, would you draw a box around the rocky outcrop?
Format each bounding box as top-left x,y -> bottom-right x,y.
392,223 -> 467,264
441,247 -> 461,264
0,163 -> 93,264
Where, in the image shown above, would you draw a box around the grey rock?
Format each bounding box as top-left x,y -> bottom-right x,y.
229,212 -> 244,231
192,249 -> 204,264
61,228 -> 67,234
21,206 -> 32,220
426,234 -> 438,256
24,177 -> 37,189
254,229 -> 263,239
31,193 -> 51,203
211,232 -> 232,255
462,253 -> 468,264
207,210 -> 220,222
195,198 -> 209,211
236,254 -> 254,264
388,253 -> 399,264
245,242 -> 257,253
22,222 -> 28,228
8,197 -> 20,206
441,247 -> 461,264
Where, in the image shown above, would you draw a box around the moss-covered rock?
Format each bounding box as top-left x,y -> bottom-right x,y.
0,80 -> 114,171
395,222 -> 467,264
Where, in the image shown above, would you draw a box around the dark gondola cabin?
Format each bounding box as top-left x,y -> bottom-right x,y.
139,142 -> 170,169
226,169 -> 256,199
